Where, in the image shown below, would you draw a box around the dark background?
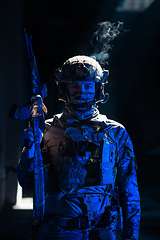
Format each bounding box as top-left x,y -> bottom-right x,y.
0,0 -> 160,239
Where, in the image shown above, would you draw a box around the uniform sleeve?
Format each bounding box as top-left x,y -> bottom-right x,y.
116,131 -> 141,240
17,150 -> 34,190
17,122 -> 52,190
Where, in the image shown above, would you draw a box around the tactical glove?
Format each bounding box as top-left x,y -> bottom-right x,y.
21,126 -> 42,159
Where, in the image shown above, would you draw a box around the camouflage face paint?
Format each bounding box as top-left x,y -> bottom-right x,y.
68,81 -> 95,104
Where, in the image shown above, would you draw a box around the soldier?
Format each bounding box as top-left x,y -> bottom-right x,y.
17,55 -> 141,240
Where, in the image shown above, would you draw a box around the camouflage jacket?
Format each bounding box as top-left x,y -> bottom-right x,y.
17,106 -> 141,239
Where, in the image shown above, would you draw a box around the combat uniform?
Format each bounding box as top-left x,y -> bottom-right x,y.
17,104 -> 141,240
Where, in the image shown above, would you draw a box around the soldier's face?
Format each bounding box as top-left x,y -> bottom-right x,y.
68,81 -> 95,104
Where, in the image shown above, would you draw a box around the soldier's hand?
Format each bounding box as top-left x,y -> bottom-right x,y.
21,127 -> 34,149
21,126 -> 43,147
21,126 -> 42,159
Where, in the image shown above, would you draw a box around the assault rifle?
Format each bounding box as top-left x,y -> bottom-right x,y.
9,28 -> 47,220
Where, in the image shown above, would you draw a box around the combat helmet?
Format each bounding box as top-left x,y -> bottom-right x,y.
55,55 -> 109,104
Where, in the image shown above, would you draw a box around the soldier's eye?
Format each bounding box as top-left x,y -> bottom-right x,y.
70,84 -> 80,89
85,85 -> 91,90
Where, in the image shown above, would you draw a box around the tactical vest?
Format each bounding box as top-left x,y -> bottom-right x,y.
57,122 -> 117,192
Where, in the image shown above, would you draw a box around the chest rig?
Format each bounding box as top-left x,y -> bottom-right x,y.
57,121 -> 117,192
